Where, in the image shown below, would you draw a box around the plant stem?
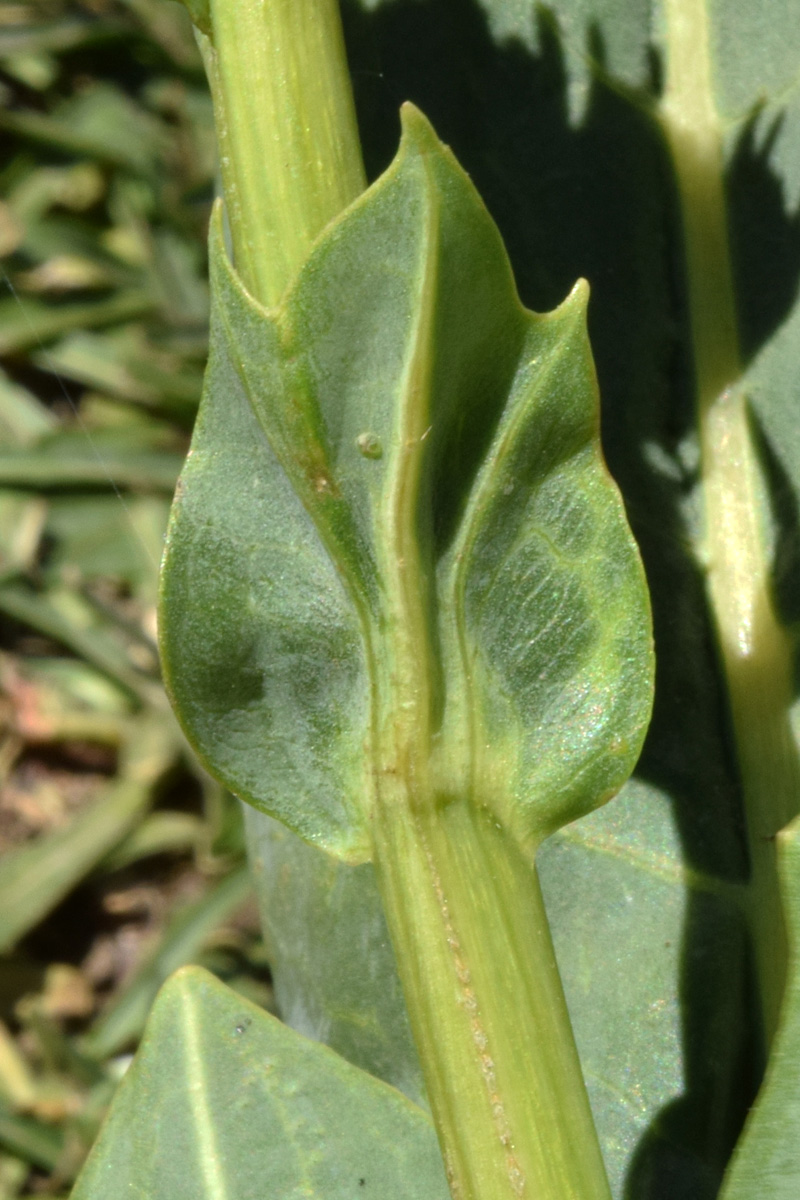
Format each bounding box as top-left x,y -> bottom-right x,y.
660,0 -> 800,1045
201,0 -> 366,307
365,159 -> 612,1198
372,794 -> 612,1200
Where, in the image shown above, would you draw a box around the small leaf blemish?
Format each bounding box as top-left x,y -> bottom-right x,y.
356,432 -> 383,459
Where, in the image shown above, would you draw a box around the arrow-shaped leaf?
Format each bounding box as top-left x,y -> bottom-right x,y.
160,104 -> 652,861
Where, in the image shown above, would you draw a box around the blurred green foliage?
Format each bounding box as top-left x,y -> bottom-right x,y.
0,4 -> 268,1194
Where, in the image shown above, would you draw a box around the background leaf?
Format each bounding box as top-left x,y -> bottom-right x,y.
720,816 -> 800,1199
244,809 -> 426,1107
71,966 -> 450,1200
0,717 -> 176,954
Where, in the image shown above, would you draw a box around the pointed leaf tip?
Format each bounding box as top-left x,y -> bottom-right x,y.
178,0 -> 211,36
398,102 -> 447,157
71,965 -> 450,1200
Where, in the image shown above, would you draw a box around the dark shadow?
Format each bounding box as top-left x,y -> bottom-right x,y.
340,2 -> 800,1196
749,404 -> 800,628
729,108 -> 800,363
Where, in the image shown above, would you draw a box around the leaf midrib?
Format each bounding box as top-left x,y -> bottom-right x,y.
181,981 -> 228,1200
553,822 -> 743,897
375,146 -> 441,784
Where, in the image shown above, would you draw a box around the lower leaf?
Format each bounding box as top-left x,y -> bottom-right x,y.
70,966 -> 449,1200
720,815 -> 800,1199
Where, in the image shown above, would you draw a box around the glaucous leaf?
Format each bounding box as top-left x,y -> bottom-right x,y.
243,807 -> 426,1107
160,105 -> 652,861
70,966 -> 450,1200
720,816 -> 800,1199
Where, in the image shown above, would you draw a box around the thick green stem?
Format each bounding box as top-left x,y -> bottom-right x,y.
373,793 -> 611,1200
660,0 -> 800,1045
365,160 -> 612,1198
201,0 -> 366,306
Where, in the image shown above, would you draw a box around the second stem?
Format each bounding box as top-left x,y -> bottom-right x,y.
661,0 -> 800,1045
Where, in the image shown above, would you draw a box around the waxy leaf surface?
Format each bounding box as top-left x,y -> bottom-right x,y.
721,817 -> 800,1199
245,808 -> 426,1108
161,106 -> 652,862
70,966 -> 449,1200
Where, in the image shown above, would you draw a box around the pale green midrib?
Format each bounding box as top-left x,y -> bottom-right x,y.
660,0 -> 800,1044
554,824 -> 746,896
376,156 -> 441,782
181,984 -> 227,1200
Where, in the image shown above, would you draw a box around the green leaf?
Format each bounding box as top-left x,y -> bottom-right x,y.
0,430 -> 183,493
161,104 -> 651,861
0,12 -> 129,59
720,816 -> 800,1199
0,491 -> 46,580
71,966 -> 450,1200
0,84 -> 166,177
0,367 -> 57,447
0,291 -> 153,356
99,811 -> 205,873
32,328 -> 203,418
0,1104 -> 63,1174
244,808 -> 426,1107
43,494 -> 171,604
0,581 -> 163,705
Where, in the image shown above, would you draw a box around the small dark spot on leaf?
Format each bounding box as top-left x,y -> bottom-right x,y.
359,1179 -> 366,1187
234,1017 -> 252,1036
